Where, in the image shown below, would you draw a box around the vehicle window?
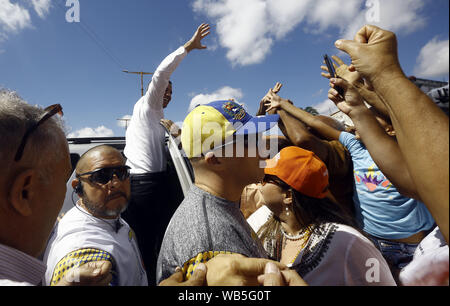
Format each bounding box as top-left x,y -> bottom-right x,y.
70,153 -> 80,174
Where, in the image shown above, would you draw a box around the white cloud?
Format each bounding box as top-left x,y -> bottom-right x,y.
188,86 -> 244,112
30,0 -> 52,19
194,0 -> 273,66
68,126 -> 115,138
312,99 -> 339,115
306,0 -> 363,35
0,0 -> 31,33
193,0 -> 428,66
0,0 -> 53,49
341,0 -> 427,39
414,37 -> 449,78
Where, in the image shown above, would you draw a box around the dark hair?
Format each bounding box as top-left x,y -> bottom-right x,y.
257,175 -> 367,260
263,175 -> 356,229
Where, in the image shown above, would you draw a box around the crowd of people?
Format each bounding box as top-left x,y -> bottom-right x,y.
0,23 -> 448,287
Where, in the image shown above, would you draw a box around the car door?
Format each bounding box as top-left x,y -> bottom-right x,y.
164,130 -> 194,197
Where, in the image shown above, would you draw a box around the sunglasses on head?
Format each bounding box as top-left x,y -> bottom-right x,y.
15,104 -> 63,162
77,166 -> 131,185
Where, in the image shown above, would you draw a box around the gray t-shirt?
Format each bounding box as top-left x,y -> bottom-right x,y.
156,185 -> 268,283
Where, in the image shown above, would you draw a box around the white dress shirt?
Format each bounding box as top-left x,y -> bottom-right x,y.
0,243 -> 46,286
125,46 -> 187,174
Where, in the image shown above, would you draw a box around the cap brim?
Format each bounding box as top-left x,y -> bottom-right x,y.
235,114 -> 280,135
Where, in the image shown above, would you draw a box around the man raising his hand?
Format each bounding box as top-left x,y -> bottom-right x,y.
123,24 -> 210,285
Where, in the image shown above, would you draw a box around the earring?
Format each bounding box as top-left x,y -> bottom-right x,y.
285,206 -> 290,216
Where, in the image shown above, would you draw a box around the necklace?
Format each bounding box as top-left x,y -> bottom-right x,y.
279,226 -> 312,265
289,232 -> 311,265
281,226 -> 310,241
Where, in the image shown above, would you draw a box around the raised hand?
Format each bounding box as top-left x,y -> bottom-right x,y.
272,82 -> 282,94
184,23 -> 211,53
334,25 -> 403,84
160,118 -> 181,138
321,55 -> 390,120
328,78 -> 366,116
264,93 -> 283,114
257,82 -> 283,116
321,55 -> 363,86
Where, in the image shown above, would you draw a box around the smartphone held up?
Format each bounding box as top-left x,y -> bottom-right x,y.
323,54 -> 345,97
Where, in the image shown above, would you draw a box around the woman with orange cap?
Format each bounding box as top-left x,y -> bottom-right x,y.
256,146 -> 396,285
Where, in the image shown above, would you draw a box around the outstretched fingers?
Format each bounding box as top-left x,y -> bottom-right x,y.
331,55 -> 345,66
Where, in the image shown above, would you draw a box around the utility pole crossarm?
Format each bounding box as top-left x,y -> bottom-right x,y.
123,70 -> 154,97
117,118 -> 131,130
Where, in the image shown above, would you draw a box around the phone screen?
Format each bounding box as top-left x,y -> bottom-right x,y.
324,55 -> 336,78
323,54 -> 344,96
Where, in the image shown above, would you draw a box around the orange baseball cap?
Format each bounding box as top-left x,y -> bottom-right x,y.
264,146 -> 329,199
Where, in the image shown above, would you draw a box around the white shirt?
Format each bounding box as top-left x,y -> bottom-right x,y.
300,224 -> 396,286
247,205 -> 273,233
125,46 -> 187,174
43,206 -> 147,286
399,227 -> 449,286
249,207 -> 396,286
0,243 -> 46,286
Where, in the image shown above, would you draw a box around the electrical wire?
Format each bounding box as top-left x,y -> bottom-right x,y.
54,0 -> 125,70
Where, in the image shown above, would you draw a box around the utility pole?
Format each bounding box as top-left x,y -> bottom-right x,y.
117,118 -> 131,131
123,70 -> 153,96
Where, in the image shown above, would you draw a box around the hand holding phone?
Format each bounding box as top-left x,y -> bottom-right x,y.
324,54 -> 344,96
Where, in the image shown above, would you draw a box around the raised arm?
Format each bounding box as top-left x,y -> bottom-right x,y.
335,25 -> 449,243
184,23 -> 211,53
145,23 -> 210,110
274,109 -> 329,162
320,55 -> 391,122
265,93 -> 342,141
257,82 -> 283,116
328,78 -> 421,200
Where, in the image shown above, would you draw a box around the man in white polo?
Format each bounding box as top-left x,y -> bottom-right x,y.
122,23 -> 210,285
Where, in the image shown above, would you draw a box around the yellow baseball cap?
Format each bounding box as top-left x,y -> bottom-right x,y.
181,100 -> 279,158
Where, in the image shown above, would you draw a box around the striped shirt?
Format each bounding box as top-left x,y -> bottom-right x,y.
0,243 -> 46,286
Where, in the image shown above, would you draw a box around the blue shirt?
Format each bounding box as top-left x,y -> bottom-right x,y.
339,132 -> 435,239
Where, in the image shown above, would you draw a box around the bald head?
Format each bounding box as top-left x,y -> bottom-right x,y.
76,145 -> 125,175
73,145 -> 130,219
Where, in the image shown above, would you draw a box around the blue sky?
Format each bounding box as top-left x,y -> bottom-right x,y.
1,0 -> 449,137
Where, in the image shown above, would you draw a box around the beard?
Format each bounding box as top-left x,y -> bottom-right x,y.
82,194 -> 129,219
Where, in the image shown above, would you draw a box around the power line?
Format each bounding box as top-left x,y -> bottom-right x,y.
54,0 -> 125,70
55,1 -> 154,97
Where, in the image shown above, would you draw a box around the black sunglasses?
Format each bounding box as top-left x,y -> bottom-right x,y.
261,175 -> 290,189
15,104 -> 63,162
77,166 -> 131,185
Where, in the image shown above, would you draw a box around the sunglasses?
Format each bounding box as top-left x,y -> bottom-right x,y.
261,175 -> 290,189
15,104 -> 63,162
77,166 -> 131,185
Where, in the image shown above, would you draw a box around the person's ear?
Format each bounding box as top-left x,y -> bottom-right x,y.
71,178 -> 79,190
204,152 -> 220,165
385,125 -> 396,137
9,169 -> 37,217
283,189 -> 293,205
